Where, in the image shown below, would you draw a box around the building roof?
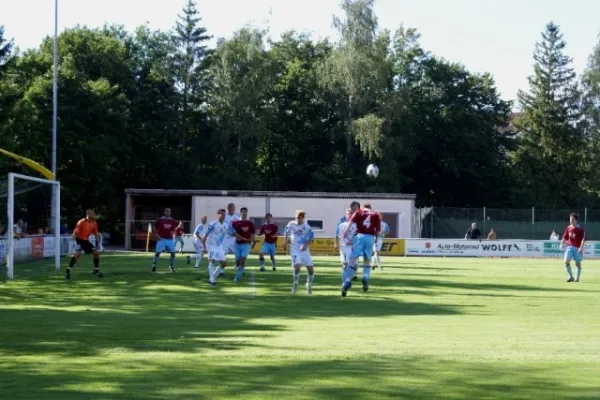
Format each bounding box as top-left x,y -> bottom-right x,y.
124,188 -> 416,200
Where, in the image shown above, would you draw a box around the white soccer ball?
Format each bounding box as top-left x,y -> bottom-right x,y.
366,163 -> 379,178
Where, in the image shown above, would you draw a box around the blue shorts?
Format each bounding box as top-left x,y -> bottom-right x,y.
260,242 -> 277,256
156,238 -> 175,253
235,243 -> 251,259
564,246 -> 583,263
352,234 -> 374,261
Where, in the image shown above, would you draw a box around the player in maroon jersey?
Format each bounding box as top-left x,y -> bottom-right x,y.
258,213 -> 279,271
152,208 -> 178,273
341,203 -> 381,296
230,207 -> 256,282
560,213 -> 586,282
173,221 -> 186,253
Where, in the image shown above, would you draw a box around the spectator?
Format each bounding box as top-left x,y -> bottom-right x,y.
60,223 -> 68,235
487,228 -> 497,240
36,228 -> 44,235
465,222 -> 482,240
550,229 -> 560,240
13,219 -> 25,238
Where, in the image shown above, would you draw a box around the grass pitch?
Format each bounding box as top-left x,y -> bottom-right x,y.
1,253 -> 599,399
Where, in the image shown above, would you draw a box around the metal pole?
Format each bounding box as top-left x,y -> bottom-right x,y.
483,206 -> 486,236
7,173 -> 15,280
54,183 -> 61,271
430,206 -> 434,239
125,194 -> 131,250
585,207 -> 588,226
532,207 -> 535,239
50,0 -> 59,236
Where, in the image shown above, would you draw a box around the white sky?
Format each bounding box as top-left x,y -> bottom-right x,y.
2,0 -> 600,103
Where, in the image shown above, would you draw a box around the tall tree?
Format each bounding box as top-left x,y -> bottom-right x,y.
512,22 -> 584,207
172,0 -> 212,151
581,33 -> 600,200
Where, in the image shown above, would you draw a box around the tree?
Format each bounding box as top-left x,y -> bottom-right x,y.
0,25 -> 13,77
512,22 -> 585,207
581,32 -> 600,200
172,0 -> 212,151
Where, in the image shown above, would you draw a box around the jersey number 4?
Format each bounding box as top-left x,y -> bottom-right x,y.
364,215 -> 372,228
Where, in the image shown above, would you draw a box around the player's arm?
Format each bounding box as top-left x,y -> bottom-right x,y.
579,230 -> 586,252
334,224 -> 341,249
202,224 -> 213,247
93,223 -> 101,249
72,219 -> 83,240
250,224 -> 256,243
342,212 -> 357,237
560,228 -> 568,248
283,224 -> 290,251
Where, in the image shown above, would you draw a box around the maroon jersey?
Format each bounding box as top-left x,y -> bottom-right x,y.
156,217 -> 177,239
563,225 -> 585,247
353,209 -> 381,235
174,227 -> 184,237
232,219 -> 255,243
260,223 -> 279,244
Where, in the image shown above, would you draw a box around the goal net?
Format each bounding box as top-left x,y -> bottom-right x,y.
1,173 -> 64,280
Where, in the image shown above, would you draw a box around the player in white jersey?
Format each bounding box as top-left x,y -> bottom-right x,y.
202,209 -> 229,285
334,209 -> 356,282
283,210 -> 315,294
187,215 -> 208,268
222,203 -> 241,272
373,215 -> 390,270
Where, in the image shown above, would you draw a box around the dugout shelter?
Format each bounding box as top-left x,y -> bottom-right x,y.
124,189 -> 416,250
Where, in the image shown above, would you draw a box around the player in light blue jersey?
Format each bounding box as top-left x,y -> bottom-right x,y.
283,210 -> 315,294
373,215 -> 390,269
335,209 -> 356,282
187,215 -> 208,268
202,209 -> 229,285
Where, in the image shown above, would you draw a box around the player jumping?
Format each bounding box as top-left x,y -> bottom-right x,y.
230,207 -> 255,282
65,209 -> 103,280
561,212 -> 585,282
151,208 -> 177,273
258,213 -> 279,271
335,208 -> 356,282
342,203 -> 380,297
372,213 -> 389,270
283,210 -> 315,294
203,209 -> 229,285
187,215 -> 208,268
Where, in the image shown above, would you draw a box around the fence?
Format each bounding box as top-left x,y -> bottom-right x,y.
416,207 -> 599,240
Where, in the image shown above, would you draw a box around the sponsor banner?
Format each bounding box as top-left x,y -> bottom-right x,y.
180,235 -> 406,256
0,235 -> 74,265
31,236 -> 44,259
405,239 -> 600,258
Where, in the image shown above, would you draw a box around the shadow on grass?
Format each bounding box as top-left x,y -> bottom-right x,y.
1,355 -> 598,399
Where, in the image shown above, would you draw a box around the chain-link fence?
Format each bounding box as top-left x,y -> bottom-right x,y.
416,207 -> 598,240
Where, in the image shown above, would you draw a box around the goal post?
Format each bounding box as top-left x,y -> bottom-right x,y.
5,172 -> 61,280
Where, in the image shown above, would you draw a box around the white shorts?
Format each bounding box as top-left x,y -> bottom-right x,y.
193,239 -> 205,254
223,237 -> 236,254
207,246 -> 226,262
339,247 -> 352,264
291,250 -> 313,267
373,240 -> 383,252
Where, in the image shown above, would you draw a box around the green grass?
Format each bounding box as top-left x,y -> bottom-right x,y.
1,253 -> 599,399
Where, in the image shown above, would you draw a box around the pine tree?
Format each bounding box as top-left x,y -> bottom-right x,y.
0,26 -> 14,77
513,22 -> 585,206
172,0 -> 212,151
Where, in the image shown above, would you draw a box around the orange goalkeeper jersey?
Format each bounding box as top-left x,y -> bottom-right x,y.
73,218 -> 98,241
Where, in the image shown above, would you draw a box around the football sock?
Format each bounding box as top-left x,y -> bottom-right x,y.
169,253 -> 175,267
68,254 -> 80,268
152,253 -> 160,266
235,267 -> 244,280
93,254 -> 99,268
363,265 -> 371,281
259,255 -> 265,268
208,263 -> 215,280
307,272 -> 314,284
293,271 -> 300,284
270,256 -> 276,267
566,264 -> 574,279
576,266 -> 582,281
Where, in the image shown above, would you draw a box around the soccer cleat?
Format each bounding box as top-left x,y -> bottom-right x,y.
306,283 -> 312,295
219,271 -> 224,277
259,267 -> 265,272
186,256 -> 191,265
362,277 -> 369,292
567,277 -> 574,282
272,266 -> 277,271
341,281 -> 352,297
292,282 -> 298,294
210,280 -> 217,286
93,269 -> 104,278
169,266 -> 175,273
352,275 -> 358,281
65,268 -> 71,280
151,266 -> 156,273
575,279 -> 580,282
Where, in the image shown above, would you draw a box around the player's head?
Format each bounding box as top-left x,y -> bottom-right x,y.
227,203 -> 235,214
217,209 -> 225,221
295,210 -> 306,223
265,213 -> 272,223
471,222 -> 477,229
201,215 -> 208,224
350,201 -> 360,212
570,213 -> 579,225
345,208 -> 352,218
362,202 -> 372,210
164,208 -> 171,217
240,207 -> 248,219
85,209 -> 95,219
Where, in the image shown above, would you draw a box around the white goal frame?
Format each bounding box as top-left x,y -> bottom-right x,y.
6,172 -> 61,280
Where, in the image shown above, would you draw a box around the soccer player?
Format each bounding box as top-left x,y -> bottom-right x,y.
258,213 -> 279,271
283,210 -> 315,294
372,214 -> 390,270
187,215 -> 208,268
151,208 -> 177,273
230,207 -> 255,282
334,209 -> 356,282
342,203 -> 381,297
173,221 -> 185,253
222,203 -> 241,274
65,209 -> 103,280
561,213 -> 586,282
338,201 -> 360,223
203,209 -> 229,285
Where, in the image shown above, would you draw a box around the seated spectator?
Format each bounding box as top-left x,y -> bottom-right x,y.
14,219 -> 25,238
550,229 -> 560,240
487,228 -> 497,240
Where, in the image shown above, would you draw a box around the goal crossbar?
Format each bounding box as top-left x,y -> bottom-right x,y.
6,172 -> 61,280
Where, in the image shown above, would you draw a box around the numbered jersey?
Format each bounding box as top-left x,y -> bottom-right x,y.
284,220 -> 314,253
336,221 -> 356,247
205,220 -> 230,248
353,209 -> 381,235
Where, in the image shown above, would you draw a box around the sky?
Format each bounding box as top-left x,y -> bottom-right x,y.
1,0 -> 599,104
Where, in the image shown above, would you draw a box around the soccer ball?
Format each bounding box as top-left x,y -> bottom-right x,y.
366,164 -> 379,178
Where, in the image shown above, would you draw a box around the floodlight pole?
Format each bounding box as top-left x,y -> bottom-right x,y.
51,0 -> 58,235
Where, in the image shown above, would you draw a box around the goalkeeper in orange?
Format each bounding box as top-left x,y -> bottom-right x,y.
65,209 -> 103,279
